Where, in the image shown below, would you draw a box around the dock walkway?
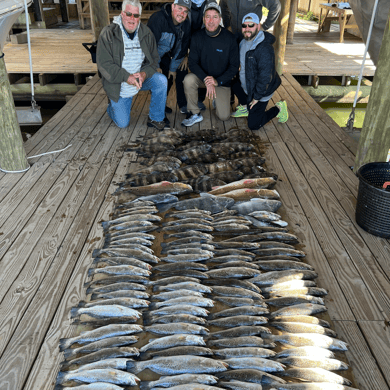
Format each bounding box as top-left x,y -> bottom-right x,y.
0,73 -> 389,389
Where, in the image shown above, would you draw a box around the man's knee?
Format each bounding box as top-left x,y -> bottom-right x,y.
183,73 -> 198,89
152,72 -> 168,87
247,116 -> 259,130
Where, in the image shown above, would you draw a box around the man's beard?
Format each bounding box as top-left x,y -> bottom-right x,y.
244,27 -> 259,41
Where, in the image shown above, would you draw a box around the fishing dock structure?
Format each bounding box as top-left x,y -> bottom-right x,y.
0,69 -> 389,389
3,18 -> 375,101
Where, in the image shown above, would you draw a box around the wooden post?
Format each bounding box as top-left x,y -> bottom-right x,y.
89,0 -> 110,42
0,50 -> 29,172
273,0 -> 291,75
287,0 -> 298,44
59,0 -> 69,23
354,12 -> 390,172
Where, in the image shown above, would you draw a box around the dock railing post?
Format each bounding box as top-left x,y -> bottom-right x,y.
89,0 -> 110,42
274,0 -> 291,75
354,11 -> 390,172
0,49 -> 29,173
287,0 -> 298,44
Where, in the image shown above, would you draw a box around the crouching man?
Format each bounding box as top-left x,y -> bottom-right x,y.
181,2 -> 239,127
97,0 -> 169,130
231,13 -> 288,129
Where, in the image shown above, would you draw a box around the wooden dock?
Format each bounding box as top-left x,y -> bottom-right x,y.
0,73 -> 389,389
3,18 -> 375,101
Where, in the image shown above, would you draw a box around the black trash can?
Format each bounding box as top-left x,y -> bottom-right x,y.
356,162 -> 390,238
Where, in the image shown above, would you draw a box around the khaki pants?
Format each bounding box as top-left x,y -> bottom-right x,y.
183,73 -> 231,121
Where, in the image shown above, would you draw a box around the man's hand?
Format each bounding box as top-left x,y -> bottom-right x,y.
168,71 -> 176,81
178,56 -> 188,71
133,72 -> 146,88
204,76 -> 217,87
127,74 -> 141,89
206,84 -> 217,100
249,99 -> 258,109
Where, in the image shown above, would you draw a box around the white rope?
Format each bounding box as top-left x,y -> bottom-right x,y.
0,144 -> 72,174
347,0 -> 380,129
23,0 -> 37,108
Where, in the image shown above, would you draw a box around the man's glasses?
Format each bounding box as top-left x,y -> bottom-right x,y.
123,11 -> 140,18
242,23 -> 255,28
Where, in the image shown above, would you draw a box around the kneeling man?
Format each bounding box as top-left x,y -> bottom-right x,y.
182,2 -> 239,127
97,0 -> 168,130
231,13 -> 288,129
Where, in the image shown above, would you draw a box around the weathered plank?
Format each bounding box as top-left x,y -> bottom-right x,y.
334,320 -> 390,390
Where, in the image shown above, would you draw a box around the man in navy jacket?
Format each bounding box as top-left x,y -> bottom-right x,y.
231,13 -> 288,129
182,2 -> 239,127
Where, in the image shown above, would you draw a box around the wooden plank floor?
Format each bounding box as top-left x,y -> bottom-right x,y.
1,73 -> 389,390
3,18 -> 375,77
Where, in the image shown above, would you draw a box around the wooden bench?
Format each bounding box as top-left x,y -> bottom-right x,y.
317,3 -> 358,43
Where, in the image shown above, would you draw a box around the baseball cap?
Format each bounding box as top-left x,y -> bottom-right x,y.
242,12 -> 260,24
203,1 -> 221,14
174,0 -> 192,9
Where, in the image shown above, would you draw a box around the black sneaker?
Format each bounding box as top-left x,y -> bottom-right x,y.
147,117 -> 170,131
165,106 -> 172,114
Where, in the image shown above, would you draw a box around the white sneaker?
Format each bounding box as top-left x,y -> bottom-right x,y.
181,112 -> 203,127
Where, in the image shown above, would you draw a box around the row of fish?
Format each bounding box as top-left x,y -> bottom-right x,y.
55,127 -> 358,390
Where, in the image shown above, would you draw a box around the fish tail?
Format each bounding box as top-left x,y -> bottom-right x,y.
87,268 -> 95,277
58,338 -> 72,352
139,381 -> 153,390
62,348 -> 75,360
126,360 -> 139,374
70,307 -> 80,319
55,371 -> 66,385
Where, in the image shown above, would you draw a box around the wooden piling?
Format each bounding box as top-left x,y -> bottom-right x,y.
0,50 -> 29,173
354,12 -> 390,171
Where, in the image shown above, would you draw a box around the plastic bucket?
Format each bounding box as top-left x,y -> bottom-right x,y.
356,162 -> 390,238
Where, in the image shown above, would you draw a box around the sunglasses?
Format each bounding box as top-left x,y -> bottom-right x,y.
123,11 -> 140,18
242,23 -> 255,28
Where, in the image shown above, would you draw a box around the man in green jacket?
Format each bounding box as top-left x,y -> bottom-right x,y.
97,0 -> 169,130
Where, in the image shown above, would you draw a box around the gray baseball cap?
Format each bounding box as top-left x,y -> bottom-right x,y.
203,1 -> 221,14
174,0 -> 192,9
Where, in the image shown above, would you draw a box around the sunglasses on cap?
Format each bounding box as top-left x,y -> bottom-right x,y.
123,11 -> 140,18
242,22 -> 255,28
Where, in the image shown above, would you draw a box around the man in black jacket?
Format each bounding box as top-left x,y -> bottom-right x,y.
220,0 -> 281,41
231,13 -> 288,130
147,0 -> 192,113
182,2 -> 239,127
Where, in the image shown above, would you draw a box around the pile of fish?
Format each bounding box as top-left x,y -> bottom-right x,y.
54,127 -> 358,390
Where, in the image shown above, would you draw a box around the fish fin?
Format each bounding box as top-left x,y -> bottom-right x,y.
157,203 -> 174,213
58,338 -> 72,352
55,371 -> 66,385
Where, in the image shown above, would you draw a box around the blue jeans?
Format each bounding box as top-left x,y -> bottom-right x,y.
107,72 -> 167,128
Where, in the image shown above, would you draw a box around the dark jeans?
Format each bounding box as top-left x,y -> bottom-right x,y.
232,79 -> 279,130
160,54 -> 187,109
